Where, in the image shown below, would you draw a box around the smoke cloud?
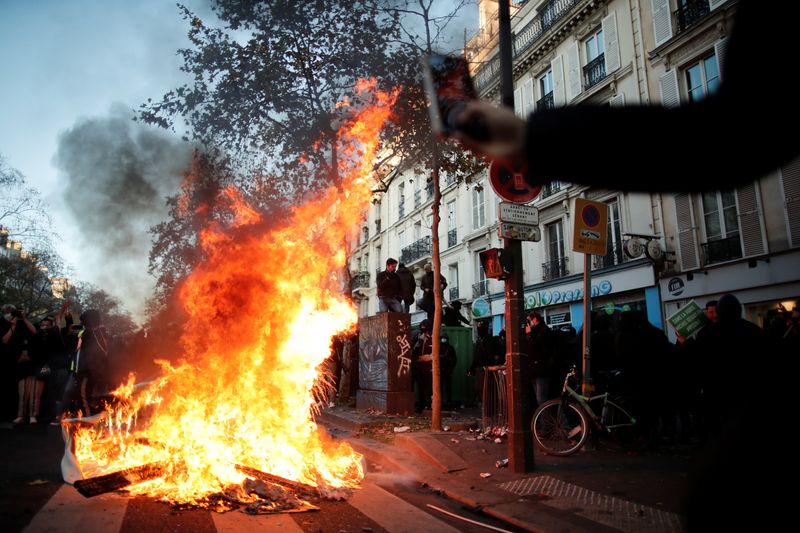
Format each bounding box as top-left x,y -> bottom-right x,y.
55,104 -> 193,321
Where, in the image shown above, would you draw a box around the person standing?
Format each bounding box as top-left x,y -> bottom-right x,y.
525,313 -> 555,407
419,262 -> 447,323
376,258 -> 403,313
396,262 -> 416,313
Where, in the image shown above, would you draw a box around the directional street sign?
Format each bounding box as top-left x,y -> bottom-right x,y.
498,202 -> 539,225
499,222 -> 541,241
572,198 -> 608,255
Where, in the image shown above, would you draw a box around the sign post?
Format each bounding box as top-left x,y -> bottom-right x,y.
572,198 -> 608,395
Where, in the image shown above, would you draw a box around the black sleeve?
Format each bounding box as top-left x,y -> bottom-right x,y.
524,0 -> 800,192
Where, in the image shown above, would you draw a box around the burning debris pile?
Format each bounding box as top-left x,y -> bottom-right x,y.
64,81 -> 397,513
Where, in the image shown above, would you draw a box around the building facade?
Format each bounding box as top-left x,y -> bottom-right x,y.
349,0 -> 799,338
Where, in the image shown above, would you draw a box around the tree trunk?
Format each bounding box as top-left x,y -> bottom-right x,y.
430,146 -> 442,431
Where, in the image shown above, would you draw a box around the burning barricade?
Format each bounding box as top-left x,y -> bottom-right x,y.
60,81 -> 396,513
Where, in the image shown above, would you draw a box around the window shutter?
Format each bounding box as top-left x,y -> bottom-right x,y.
514,86 -> 522,116
566,41 -> 582,102
651,0 -> 673,47
736,183 -> 766,257
659,69 -> 680,108
709,0 -> 729,11
552,55 -> 566,107
609,93 -> 625,107
675,193 -> 699,269
602,12 -> 621,74
714,37 -> 729,81
781,156 -> 800,248
523,78 -> 535,115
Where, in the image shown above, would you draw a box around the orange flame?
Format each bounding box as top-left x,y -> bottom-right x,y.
73,80 -> 397,505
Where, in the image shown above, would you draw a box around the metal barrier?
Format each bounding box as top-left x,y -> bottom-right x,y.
482,365 -> 508,431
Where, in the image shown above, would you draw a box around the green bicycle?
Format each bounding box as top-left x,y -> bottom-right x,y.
531,366 -> 654,456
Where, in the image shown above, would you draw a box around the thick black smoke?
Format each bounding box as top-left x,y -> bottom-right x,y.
55,104 -> 193,320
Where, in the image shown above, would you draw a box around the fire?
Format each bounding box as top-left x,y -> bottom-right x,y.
71,80 -> 397,506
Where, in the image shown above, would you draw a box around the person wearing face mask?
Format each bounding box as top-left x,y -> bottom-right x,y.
35,315 -> 66,424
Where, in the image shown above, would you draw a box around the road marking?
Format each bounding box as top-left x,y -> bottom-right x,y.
23,483 -> 128,533
350,482 -> 460,533
499,475 -> 685,533
211,510 -> 305,532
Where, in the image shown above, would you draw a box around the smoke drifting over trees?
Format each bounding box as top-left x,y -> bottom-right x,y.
55,105 -> 193,319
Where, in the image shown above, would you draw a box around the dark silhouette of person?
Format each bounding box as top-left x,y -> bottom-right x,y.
453,0 -> 800,192
396,262 -> 416,313
376,258 -> 403,313
443,301 -> 470,327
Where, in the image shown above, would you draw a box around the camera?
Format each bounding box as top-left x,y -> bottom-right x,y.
11,309 -> 23,319
421,52 -> 489,140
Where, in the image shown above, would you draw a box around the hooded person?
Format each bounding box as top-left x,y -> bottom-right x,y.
419,262 -> 447,322
396,262 -> 417,313
75,309 -> 110,415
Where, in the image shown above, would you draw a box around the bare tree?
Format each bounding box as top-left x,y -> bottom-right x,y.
0,154 -> 56,252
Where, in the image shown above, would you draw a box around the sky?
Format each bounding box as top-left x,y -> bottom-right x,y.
0,0 -> 477,322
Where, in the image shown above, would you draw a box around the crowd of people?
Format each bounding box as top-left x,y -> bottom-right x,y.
1,302 -> 115,426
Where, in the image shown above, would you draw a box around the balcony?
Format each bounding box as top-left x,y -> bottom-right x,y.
536,92 -> 555,111
400,235 -> 432,265
584,53 -> 606,89
540,180 -> 563,199
591,243 -> 623,270
701,235 -> 742,265
542,257 -> 569,281
514,0 -> 581,59
447,229 -> 458,248
351,271 -> 370,290
472,279 -> 490,298
677,0 -> 710,32
449,286 -> 460,301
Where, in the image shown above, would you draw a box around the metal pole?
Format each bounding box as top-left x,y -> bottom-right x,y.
581,254 -> 593,395
498,0 -> 534,473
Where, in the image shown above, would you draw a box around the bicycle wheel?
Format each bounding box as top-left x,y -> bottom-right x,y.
531,399 -> 589,456
606,397 -> 654,451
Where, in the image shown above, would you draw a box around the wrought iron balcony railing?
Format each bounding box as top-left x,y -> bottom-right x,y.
351,271 -> 370,290
447,229 -> 458,248
591,242 -> 623,270
449,286 -> 460,301
472,279 -> 490,298
513,0 -> 580,59
400,235 -> 432,265
584,53 -> 606,89
542,256 -> 569,281
677,0 -> 710,32
701,235 -> 742,265
537,92 -> 555,111
540,180 -> 563,199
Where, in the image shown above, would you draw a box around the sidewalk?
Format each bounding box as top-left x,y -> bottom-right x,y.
317,405 -> 694,533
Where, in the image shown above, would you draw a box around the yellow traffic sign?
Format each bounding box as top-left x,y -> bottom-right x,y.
572,198 -> 608,255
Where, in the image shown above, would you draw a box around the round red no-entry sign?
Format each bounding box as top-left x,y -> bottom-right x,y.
489,160 -> 541,203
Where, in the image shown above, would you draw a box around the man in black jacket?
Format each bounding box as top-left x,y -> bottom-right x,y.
396,262 -> 416,313
376,258 -> 403,313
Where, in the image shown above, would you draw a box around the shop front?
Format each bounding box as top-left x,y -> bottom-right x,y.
486,258 -> 661,334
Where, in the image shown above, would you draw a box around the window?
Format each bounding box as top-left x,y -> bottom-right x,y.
472,185 -> 486,230
398,182 -> 406,219
473,251 -> 489,297
585,29 -> 604,62
584,28 -> 606,88
594,199 -> 623,269
362,226 -> 369,243
448,263 -> 459,300
686,53 -> 720,103
701,190 -> 742,264
414,221 -> 422,240
543,220 -> 567,280
447,200 -> 457,248
537,69 -> 555,110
